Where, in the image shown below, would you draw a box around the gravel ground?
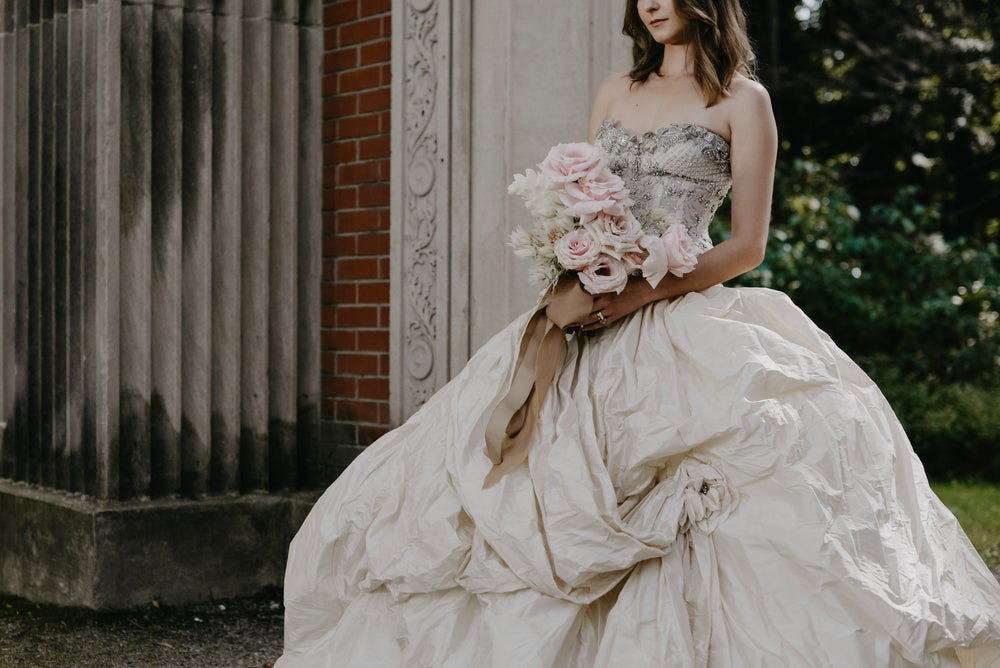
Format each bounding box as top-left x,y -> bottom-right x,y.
0,590 -> 284,668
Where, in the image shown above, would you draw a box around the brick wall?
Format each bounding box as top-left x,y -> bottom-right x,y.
321,0 -> 392,475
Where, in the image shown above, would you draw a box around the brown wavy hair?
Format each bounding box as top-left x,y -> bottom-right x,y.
624,0 -> 756,106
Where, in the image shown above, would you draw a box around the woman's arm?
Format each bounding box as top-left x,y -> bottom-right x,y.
582,79 -> 778,330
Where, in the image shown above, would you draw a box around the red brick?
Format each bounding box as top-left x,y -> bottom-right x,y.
338,113 -> 381,139
357,329 -> 389,351
336,304 -> 379,327
359,377 -> 390,400
379,353 -> 390,376
379,306 -> 390,328
337,210 -> 382,233
336,400 -> 381,424
337,257 -> 379,281
325,1 -> 359,26
329,330 -> 357,351
380,63 -> 391,86
320,282 -> 338,304
338,66 -> 383,94
381,16 -> 392,38
357,232 -> 389,255
321,397 -> 335,418
337,353 -> 380,375
337,161 -> 381,185
359,0 -> 390,18
331,140 -> 358,163
360,40 -> 391,66
358,184 -> 390,207
321,305 -> 336,326
379,258 -> 390,279
328,92 -> 358,117
339,17 -> 382,46
321,352 -> 338,374
322,259 -> 337,281
378,401 -> 390,424
330,187 -> 358,209
323,213 -> 337,234
329,375 -> 357,398
358,425 -> 389,444
378,160 -> 390,180
358,135 -> 390,160
329,234 -> 357,255
326,47 -> 359,72
358,282 -> 390,304
332,283 -> 357,303
322,121 -> 337,142
321,330 -> 338,351
358,87 -> 390,114
379,111 -> 391,133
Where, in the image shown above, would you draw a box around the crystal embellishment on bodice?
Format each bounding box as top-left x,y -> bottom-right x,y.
595,120 -> 732,255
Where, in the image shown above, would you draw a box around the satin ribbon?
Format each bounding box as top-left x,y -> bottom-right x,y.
482,276 -> 594,488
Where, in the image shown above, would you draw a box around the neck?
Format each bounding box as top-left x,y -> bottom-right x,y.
658,43 -> 693,78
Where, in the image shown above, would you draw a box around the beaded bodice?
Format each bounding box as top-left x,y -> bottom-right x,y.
595,120 -> 732,254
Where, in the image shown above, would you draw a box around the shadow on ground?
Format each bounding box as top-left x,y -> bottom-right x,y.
0,589 -> 283,668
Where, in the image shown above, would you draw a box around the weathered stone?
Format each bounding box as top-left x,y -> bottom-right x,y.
240,10 -> 271,492
150,1 -> 183,497
210,4 -> 242,494
269,18 -> 298,490
119,1 -> 152,500
181,4 -> 213,497
0,480 -> 318,609
297,20 -> 321,487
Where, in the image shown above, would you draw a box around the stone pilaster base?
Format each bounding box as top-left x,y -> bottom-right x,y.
0,480 -> 318,610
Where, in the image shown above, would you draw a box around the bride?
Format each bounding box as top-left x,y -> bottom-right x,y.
276,0 -> 1000,665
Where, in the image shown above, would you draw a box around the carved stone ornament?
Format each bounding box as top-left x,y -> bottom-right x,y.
401,0 -> 441,415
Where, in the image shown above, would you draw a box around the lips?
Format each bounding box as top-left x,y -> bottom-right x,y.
650,18 -> 668,27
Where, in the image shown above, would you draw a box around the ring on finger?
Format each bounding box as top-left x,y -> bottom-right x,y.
597,310 -> 607,325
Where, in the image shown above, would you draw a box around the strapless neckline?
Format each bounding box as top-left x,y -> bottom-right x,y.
599,119 -> 731,148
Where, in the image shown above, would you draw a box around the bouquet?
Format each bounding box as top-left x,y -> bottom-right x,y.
508,142 -> 698,295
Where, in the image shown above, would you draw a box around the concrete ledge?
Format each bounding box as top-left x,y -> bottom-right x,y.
0,479 -> 319,609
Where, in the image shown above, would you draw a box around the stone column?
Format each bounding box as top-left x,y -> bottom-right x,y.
389,0 -> 632,422
0,0 -> 322,609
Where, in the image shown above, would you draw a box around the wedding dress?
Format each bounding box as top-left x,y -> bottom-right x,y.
276,120 -> 1000,667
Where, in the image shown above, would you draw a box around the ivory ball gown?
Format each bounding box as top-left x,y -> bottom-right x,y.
276,120 -> 1000,667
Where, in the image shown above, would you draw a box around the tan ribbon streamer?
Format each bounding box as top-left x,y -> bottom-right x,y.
482,276 -> 594,488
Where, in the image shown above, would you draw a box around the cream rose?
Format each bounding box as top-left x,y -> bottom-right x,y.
560,170 -> 633,217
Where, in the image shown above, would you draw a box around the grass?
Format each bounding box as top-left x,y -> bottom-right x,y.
930,479 -> 1000,571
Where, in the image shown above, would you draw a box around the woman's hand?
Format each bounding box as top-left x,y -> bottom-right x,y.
580,276 -> 658,332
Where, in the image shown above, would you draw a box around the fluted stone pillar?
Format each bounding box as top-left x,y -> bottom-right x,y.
0,0 -> 322,609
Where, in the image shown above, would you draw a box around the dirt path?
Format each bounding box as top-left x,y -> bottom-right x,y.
0,590 -> 283,668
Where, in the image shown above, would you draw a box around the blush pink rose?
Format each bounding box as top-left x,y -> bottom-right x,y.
578,255 -> 630,295
554,228 -> 601,270
538,143 -> 606,186
581,211 -> 644,261
640,224 -> 698,289
560,170 -> 632,217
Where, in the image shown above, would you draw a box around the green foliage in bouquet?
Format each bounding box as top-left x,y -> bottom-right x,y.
714,157 -> 1000,480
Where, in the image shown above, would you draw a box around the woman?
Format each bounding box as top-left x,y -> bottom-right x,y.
276,0 -> 1000,665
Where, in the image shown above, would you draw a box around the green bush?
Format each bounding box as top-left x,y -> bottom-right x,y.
715,157 -> 1000,480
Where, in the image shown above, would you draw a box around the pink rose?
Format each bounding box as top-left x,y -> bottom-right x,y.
578,254 -> 630,295
554,229 -> 601,270
622,251 -> 646,273
538,143 -> 606,186
560,169 -> 633,217
640,224 -> 698,289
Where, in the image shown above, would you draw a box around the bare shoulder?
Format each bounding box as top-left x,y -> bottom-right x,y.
596,72 -> 633,105
725,76 -> 773,117
589,72 -> 634,140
